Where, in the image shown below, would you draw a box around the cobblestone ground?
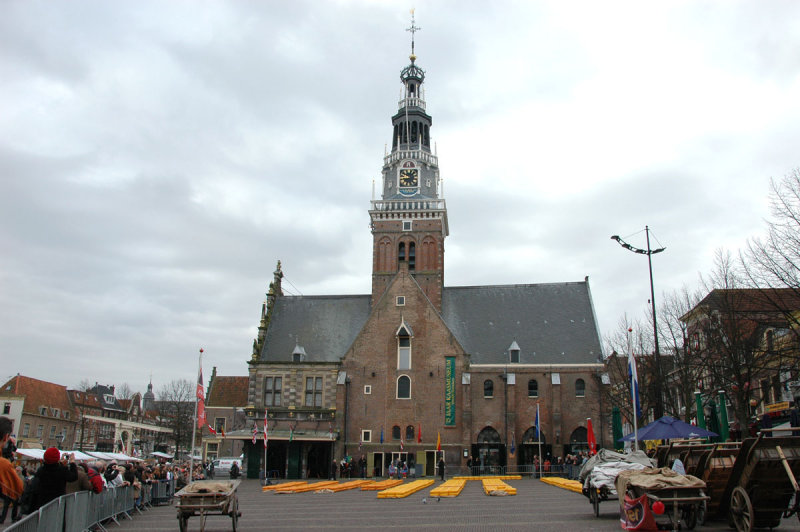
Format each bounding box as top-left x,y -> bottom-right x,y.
112,478 -> 800,532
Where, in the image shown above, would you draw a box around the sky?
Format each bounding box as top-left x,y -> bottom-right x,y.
2,1 -> 799,396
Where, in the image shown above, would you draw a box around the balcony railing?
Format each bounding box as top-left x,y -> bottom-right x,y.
398,97 -> 426,111
383,149 -> 438,167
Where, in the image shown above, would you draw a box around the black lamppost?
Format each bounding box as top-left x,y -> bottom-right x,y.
611,226 -> 666,419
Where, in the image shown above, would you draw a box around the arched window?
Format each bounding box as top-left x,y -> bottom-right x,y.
483,379 -> 494,398
392,425 -> 401,440
397,375 -> 411,399
528,379 -> 538,398
398,242 -> 406,262
397,323 -> 412,370
405,425 -> 414,441
411,121 -> 417,143
408,242 -> 415,271
575,378 -> 585,397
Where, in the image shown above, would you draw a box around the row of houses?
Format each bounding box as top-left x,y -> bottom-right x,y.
0,375 -> 171,455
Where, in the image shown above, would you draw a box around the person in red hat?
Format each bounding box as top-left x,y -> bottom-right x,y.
19,446 -> 77,515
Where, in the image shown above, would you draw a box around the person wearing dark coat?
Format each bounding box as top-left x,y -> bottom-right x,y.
22,448 -> 77,513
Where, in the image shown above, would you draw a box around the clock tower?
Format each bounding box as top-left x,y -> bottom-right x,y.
369,15 -> 448,310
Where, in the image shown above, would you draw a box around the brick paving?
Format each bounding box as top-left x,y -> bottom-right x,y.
113,478 -> 800,532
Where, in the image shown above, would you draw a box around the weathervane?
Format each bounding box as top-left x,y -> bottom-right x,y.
406,8 -> 421,57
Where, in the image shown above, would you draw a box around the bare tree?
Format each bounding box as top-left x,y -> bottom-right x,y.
604,315 -> 655,428
72,379 -> 96,451
657,286 -> 707,422
688,251 -> 785,430
116,382 -> 134,401
157,379 -> 195,459
744,168 -> 800,335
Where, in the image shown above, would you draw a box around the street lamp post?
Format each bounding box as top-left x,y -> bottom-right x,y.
611,226 -> 666,419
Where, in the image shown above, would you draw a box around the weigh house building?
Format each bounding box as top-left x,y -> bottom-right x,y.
240,40 -> 605,480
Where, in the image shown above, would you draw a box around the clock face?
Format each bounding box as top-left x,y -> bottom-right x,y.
399,168 -> 418,188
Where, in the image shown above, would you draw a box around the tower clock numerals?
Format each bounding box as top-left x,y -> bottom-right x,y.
399,168 -> 418,187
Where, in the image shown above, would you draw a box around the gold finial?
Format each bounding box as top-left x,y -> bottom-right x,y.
406,9 -> 420,57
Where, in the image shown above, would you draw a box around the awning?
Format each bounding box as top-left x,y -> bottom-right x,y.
150,451 -> 174,459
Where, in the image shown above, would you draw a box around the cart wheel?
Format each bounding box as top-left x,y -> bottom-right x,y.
178,514 -> 188,532
591,489 -> 600,517
730,486 -> 753,532
231,499 -> 238,532
696,500 -> 706,526
682,504 -> 698,530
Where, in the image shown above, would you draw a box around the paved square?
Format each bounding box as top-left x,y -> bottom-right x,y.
114,478 -> 800,531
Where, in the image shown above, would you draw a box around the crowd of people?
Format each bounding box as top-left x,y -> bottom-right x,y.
0,415 -> 195,524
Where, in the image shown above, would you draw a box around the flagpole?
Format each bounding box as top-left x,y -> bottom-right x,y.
189,348 -> 203,482
536,403 -> 542,479
628,329 -> 639,452
264,416 -> 270,486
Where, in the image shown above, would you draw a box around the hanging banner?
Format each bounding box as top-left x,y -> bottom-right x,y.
444,356 -> 456,426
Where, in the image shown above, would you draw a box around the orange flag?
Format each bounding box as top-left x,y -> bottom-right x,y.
436,431 -> 441,451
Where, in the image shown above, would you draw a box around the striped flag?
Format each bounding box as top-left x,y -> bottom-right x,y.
400,438 -> 404,451
207,424 -> 216,435
220,426 -> 226,439
436,431 -> 441,451
417,424 -> 421,444
628,337 -> 642,418
263,410 -> 269,440
252,424 -> 257,445
535,403 -> 540,440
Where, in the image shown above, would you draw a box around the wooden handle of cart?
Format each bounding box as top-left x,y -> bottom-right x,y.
775,445 -> 800,493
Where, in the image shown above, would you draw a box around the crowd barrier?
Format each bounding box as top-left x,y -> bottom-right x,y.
5,479 -> 177,532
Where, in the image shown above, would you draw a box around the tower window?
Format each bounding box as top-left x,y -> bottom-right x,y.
398,336 -> 411,370
528,379 -> 538,398
406,425 -> 415,440
392,425 -> 401,439
397,376 -> 411,399
396,296 -> 405,306
575,378 -> 585,398
399,242 -> 406,262
484,379 -> 494,398
402,220 -> 412,231
408,242 -> 415,271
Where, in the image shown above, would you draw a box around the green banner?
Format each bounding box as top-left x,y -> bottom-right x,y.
444,356 -> 456,426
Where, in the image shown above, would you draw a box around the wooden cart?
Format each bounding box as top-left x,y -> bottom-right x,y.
716,434 -> 800,532
175,480 -> 241,532
618,468 -> 709,531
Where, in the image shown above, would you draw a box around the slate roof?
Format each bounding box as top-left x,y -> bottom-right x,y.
258,280 -> 603,366
260,295 -> 372,363
1,375 -> 74,415
441,282 -> 603,364
207,376 -> 249,407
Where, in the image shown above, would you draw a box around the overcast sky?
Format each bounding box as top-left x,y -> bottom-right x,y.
2,1 -> 799,395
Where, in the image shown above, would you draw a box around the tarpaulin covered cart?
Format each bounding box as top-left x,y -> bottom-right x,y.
175,480 -> 241,532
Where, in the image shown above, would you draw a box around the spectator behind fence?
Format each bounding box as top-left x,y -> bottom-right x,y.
0,417 -> 23,524
20,447 -> 78,514
104,461 -> 126,488
65,463 -> 92,494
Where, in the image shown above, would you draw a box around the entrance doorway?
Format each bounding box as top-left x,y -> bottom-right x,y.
371,452 -> 385,478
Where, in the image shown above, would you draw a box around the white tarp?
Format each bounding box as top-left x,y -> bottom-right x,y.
150,451 -> 174,459
14,449 -> 95,461
585,461 -> 651,493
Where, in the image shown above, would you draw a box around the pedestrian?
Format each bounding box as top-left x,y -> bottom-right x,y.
330,459 -> 337,481
0,417 -> 23,524
208,460 -> 215,480
65,463 -> 92,494
358,455 -> 366,479
437,456 -> 445,481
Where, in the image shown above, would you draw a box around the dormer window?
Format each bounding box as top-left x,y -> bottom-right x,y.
39,406 -> 47,416
103,394 -> 114,403
508,341 -> 521,364
292,343 -> 306,363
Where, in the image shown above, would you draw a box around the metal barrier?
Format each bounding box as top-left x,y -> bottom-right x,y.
150,478 -> 176,506
5,484 -> 145,532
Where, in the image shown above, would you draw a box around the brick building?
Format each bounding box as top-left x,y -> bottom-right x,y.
1,375 -> 77,449
202,369 -> 249,461
242,37 -> 605,479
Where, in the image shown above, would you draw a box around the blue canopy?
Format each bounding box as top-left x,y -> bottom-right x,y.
619,415 -> 718,442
